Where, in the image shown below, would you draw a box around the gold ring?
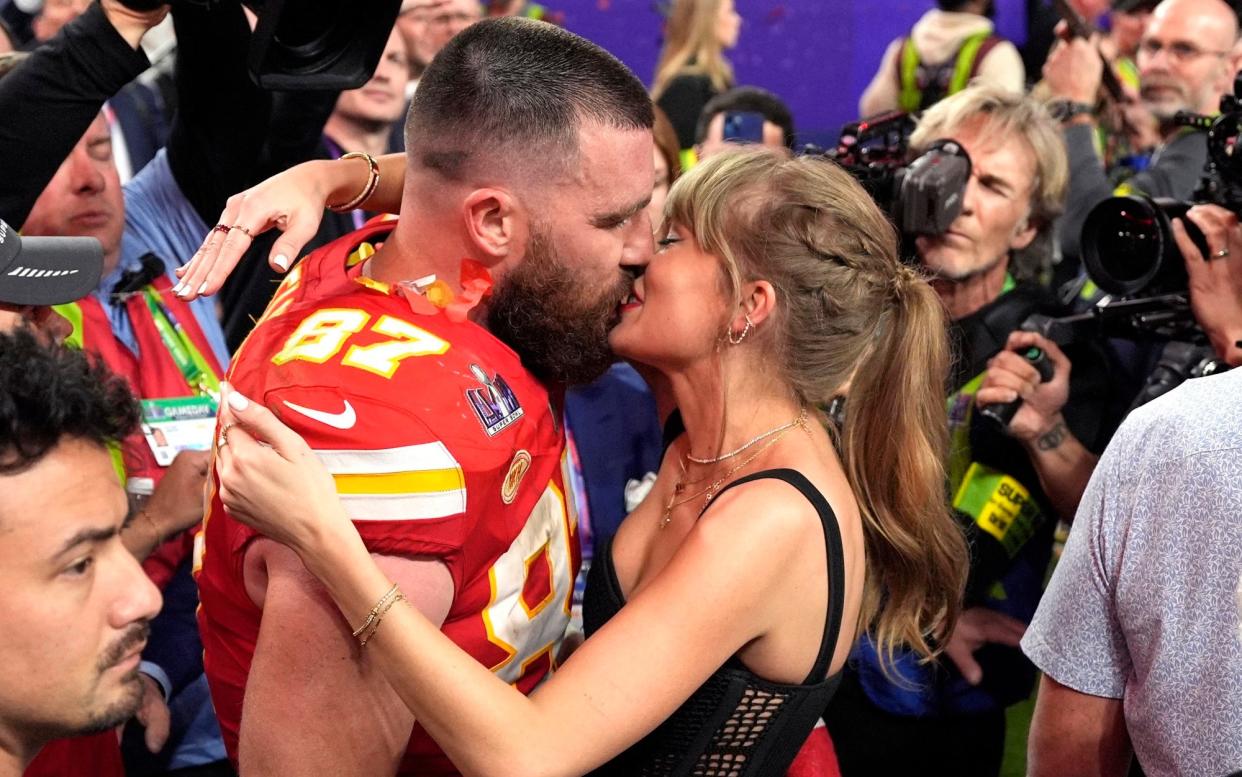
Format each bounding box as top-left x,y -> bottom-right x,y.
1215,247 -> 1231,259
212,224 -> 231,235
219,422 -> 237,448
231,225 -> 254,239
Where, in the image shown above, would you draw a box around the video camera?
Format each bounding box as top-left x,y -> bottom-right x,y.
815,111 -> 972,238
117,0 -> 402,90
1081,74 -> 1242,298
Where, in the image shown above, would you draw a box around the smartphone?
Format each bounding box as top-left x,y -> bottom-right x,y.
722,111 -> 766,144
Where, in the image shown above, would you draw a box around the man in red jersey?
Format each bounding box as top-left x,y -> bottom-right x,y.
195,18 -> 655,776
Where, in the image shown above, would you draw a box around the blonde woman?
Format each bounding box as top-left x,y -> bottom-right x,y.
652,0 -> 741,149
209,147 -> 968,776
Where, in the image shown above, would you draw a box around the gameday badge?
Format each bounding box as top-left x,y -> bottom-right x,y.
466,364 -> 524,437
501,450 -> 532,504
140,396 -> 218,466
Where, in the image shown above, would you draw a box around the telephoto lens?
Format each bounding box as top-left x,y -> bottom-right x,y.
1080,195 -> 1207,296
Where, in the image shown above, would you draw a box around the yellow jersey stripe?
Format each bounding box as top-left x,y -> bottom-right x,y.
333,467 -> 464,495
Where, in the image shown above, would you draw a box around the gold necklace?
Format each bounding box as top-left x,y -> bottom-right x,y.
671,455 -> 716,489
685,407 -> 808,465
673,407 -> 809,491
660,411 -> 806,529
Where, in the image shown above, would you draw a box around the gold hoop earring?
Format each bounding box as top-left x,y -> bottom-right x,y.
728,315 -> 753,346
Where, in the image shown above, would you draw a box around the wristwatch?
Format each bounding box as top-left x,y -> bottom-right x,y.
1049,100 -> 1095,123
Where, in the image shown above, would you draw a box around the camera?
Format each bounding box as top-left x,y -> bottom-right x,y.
1080,74 -> 1242,297
816,111 -> 973,237
117,0 -> 402,90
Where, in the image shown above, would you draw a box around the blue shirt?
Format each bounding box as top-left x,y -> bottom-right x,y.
99,149 -> 230,370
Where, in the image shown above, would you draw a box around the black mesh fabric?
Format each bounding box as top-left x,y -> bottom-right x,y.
582,469 -> 846,777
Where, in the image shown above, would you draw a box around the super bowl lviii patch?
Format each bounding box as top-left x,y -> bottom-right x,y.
467,364 -> 524,437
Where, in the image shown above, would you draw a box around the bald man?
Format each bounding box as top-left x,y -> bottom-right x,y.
1043,0 -> 1241,262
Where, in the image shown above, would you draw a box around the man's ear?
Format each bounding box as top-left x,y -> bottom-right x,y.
1224,45 -> 1242,92
463,188 -> 524,264
1009,213 -> 1038,252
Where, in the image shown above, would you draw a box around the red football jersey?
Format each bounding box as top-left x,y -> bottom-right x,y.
196,222 -> 580,775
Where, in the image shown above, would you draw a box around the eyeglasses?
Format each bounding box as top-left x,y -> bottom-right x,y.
1138,39 -> 1231,63
428,11 -> 481,27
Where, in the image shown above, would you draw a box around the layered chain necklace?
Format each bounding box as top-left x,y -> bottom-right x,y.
660,408 -> 808,529
685,407 -> 808,464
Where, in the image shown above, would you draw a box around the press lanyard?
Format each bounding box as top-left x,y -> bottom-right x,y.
140,287 -> 220,399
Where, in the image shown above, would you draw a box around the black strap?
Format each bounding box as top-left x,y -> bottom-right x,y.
705,468 -> 847,685
952,283 -> 1051,388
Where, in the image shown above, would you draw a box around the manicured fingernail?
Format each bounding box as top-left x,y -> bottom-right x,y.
227,391 -> 249,412
273,254 -> 290,272
197,282 -> 209,295
172,281 -> 184,295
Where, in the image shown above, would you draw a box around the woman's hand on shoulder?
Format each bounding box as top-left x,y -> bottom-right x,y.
215,382 -> 356,570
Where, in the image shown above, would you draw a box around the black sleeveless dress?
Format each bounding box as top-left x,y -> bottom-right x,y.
582,468 -> 847,777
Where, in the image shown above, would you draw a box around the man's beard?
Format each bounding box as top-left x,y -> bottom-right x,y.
77,623 -> 150,735
487,230 -> 631,386
1141,80 -> 1191,123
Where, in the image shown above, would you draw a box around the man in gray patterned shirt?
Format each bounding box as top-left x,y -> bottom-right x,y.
1022,366 -> 1242,776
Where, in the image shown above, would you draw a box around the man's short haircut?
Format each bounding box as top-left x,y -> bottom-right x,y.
694,86 -> 796,148
0,329 -> 139,476
405,17 -> 654,182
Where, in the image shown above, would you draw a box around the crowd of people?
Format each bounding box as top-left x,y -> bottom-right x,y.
0,0 -> 1239,776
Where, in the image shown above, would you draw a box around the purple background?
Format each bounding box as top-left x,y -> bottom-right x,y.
557,0 -> 1028,142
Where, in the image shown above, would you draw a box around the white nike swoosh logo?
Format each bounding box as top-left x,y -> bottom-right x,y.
282,399 -> 357,430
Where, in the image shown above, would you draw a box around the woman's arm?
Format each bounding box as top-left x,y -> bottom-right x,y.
163,1 -> 270,228
174,153 -> 406,300
0,1 -> 165,227
214,385 -> 808,777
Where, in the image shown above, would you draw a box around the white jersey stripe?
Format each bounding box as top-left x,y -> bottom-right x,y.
340,489 -> 467,521
313,442 -> 460,476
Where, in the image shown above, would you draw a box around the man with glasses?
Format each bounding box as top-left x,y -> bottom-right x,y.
1042,0 -> 1240,265
395,0 -> 481,94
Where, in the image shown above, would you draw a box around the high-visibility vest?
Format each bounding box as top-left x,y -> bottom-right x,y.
897,30 -> 1002,113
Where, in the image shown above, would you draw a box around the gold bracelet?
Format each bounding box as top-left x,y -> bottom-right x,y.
351,582 -> 400,639
358,592 -> 406,648
139,508 -> 163,548
327,152 -> 381,213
